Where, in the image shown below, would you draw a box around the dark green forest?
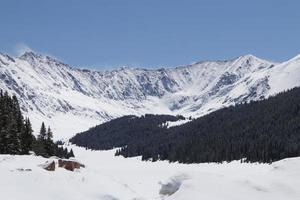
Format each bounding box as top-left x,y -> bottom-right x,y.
71,87 -> 300,163
0,91 -> 74,158
70,114 -> 184,150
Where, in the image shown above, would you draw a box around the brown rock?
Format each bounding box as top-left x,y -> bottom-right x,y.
58,159 -> 64,168
65,161 -> 75,171
43,161 -> 55,171
58,159 -> 84,171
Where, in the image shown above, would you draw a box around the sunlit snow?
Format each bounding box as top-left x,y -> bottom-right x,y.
1,146 -> 299,200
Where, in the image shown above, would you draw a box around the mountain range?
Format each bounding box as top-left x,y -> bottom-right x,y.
1,51 -> 300,138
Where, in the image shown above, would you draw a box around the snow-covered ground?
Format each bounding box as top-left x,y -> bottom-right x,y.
164,118 -> 192,128
1,146 -> 300,200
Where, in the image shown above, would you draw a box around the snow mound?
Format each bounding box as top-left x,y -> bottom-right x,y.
159,174 -> 189,196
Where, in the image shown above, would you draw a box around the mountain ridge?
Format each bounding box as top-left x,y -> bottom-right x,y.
14,51 -> 272,72
0,51 -> 299,139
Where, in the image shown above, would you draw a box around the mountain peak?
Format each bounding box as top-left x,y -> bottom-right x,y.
19,51 -> 43,60
19,51 -> 69,68
234,54 -> 275,66
237,54 -> 259,61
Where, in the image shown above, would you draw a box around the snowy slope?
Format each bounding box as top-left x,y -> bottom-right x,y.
268,54 -> 300,94
0,146 -> 300,200
1,51 -> 300,139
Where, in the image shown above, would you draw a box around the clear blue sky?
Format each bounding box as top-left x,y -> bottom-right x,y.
0,0 -> 300,69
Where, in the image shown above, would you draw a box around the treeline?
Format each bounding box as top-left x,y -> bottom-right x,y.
71,87 -> 300,164
70,114 -> 185,150
33,122 -> 74,158
0,91 -> 74,158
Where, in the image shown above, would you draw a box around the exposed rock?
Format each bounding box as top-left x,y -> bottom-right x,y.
40,159 -> 84,172
43,161 -> 55,171
58,159 -> 85,171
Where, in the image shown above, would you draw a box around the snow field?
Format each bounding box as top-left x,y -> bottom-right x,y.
1,146 -> 300,200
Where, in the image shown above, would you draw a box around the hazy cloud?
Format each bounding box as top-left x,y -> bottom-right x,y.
14,43 -> 34,56
13,43 -> 61,61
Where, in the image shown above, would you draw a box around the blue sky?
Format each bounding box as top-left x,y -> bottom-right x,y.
0,0 -> 300,69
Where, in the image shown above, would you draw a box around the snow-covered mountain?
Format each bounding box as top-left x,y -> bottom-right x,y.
0,51 -> 299,138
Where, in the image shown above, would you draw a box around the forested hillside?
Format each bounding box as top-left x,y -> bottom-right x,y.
0,91 -> 34,154
70,114 -> 185,150
71,87 -> 300,163
0,91 -> 74,158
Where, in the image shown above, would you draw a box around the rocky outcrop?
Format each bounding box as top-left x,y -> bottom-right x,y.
42,161 -> 56,171
58,159 -> 85,171
41,159 -> 84,172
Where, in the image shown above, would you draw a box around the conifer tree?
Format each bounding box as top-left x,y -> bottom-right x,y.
45,126 -> 54,156
68,149 -> 75,158
33,122 -> 47,156
0,91 -> 9,153
46,126 -> 53,141
4,93 -> 20,154
38,122 -> 47,141
20,118 -> 35,154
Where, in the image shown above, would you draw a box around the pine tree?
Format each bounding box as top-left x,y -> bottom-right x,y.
45,126 -> 54,156
5,93 -> 20,154
34,122 -> 47,156
6,117 -> 20,154
46,126 -> 53,141
0,91 -> 9,153
68,149 -> 75,158
63,148 -> 68,157
38,122 -> 47,141
20,118 -> 35,154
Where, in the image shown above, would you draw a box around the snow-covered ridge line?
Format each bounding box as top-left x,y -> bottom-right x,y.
1,51 -> 300,139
